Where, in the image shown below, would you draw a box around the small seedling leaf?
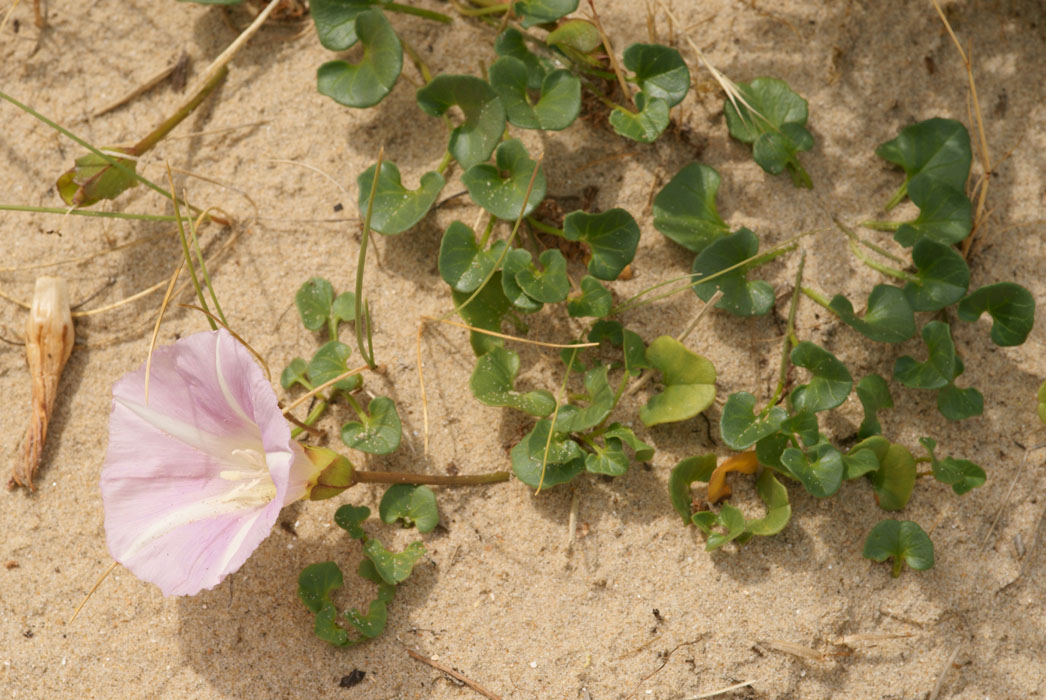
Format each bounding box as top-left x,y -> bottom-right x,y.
310,0 -> 387,51
842,447 -> 880,481
789,342 -> 853,413
334,504 -> 371,539
308,341 -> 362,392
937,383 -> 983,421
866,442 -> 915,511
609,92 -> 670,143
668,455 -> 716,523
692,504 -> 746,550
876,117 -> 971,202
470,346 -> 556,416
317,9 -> 403,108
452,272 -> 512,355
780,442 -> 844,498
511,420 -> 585,488
341,396 -> 402,454
462,138 -> 547,220
363,538 -> 425,585
501,248 -> 544,311
957,282 -> 1035,347
829,285 -> 916,343
379,484 -> 439,532
281,357 -> 310,391
494,28 -> 549,88
603,423 -> 654,462
439,221 -> 501,293
893,176 -> 971,247
343,598 -> 388,640
903,237 -> 970,311
562,208 -> 641,280
296,277 -> 335,331
514,0 -> 578,28
489,57 -> 581,131
856,374 -> 893,439
720,391 -> 787,450
919,437 -> 985,495
513,248 -> 570,303
298,561 -> 343,615
892,320 -> 958,390
652,163 -> 729,253
622,43 -> 690,107
781,410 -> 819,447
567,275 -> 612,318
331,292 -> 358,326
691,227 -> 774,316
723,77 -> 813,188
862,520 -> 934,577
416,75 -> 507,169
356,161 -> 444,234
639,336 -> 717,426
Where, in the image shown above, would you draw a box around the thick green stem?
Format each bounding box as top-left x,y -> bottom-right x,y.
344,392 -> 368,423
134,67 -> 227,154
526,216 -> 564,238
885,179 -> 909,211
799,286 -> 834,310
479,213 -> 497,248
291,399 -> 328,439
356,148 -> 384,368
436,150 -> 453,174
400,36 -> 434,84
352,469 -> 510,486
861,220 -> 902,232
763,253 -> 806,416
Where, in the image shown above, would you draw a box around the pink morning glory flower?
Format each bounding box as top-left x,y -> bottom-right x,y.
100,329 -> 316,597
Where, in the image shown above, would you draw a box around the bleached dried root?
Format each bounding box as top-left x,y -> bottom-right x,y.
10,277 -> 74,491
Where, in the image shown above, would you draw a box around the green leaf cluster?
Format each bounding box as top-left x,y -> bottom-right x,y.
723,77 -> 813,188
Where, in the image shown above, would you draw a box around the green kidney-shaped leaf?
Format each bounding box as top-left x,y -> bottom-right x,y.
723,77 -> 813,188
609,92 -> 670,143
720,392 -> 786,450
470,346 -> 556,416
298,561 -> 344,615
511,420 -> 585,489
892,321 -> 958,390
341,396 -> 402,454
842,444 -> 881,480
653,163 -> 729,253
317,10 -> 402,108
416,75 -> 507,169
856,374 -> 892,439
379,484 -> 439,532
781,442 -> 844,498
919,437 -> 985,495
622,43 -> 690,107
489,56 -> 581,131
567,275 -> 612,318
691,227 -> 774,316
903,237 -> 970,311
863,519 -> 935,577
500,248 -> 544,312
281,357 -> 309,391
876,117 -> 971,204
866,442 -> 915,511
894,176 -> 971,247
308,341 -> 363,392
514,0 -> 578,27
937,383 -> 983,421
334,504 -> 371,539
356,161 -> 444,234
296,277 -> 335,331
439,221 -> 501,293
741,470 -> 792,538
331,292 -> 358,326
562,208 -> 640,280
829,285 -> 916,343
513,248 -> 570,303
310,0 -> 386,50
957,282 -> 1035,347
668,454 -> 716,523
692,504 -> 746,550
494,28 -> 549,88
789,341 -> 853,413
639,336 -> 717,426
462,138 -> 547,220
363,538 -> 425,584
452,272 -> 512,355
553,366 -> 614,434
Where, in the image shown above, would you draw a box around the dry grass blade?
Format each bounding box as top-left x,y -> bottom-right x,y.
980,442 -> 1045,551
69,560 -> 119,624
677,680 -> 754,700
281,364 -> 370,415
178,304 -> 270,380
927,646 -> 961,700
421,316 -> 598,349
144,261 -> 184,404
403,647 -> 502,700
91,51 -> 189,118
760,639 -> 825,661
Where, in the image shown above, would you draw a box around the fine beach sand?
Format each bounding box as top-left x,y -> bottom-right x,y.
2,1 -> 1045,698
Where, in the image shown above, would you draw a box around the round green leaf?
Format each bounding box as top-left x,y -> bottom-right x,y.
379,484 -> 439,533
937,383 -> 983,421
723,77 -> 813,188
862,520 -> 935,577
609,92 -> 670,143
310,0 -> 384,50
513,0 -> 578,28
317,9 -> 402,108
511,420 -> 585,489
653,162 -> 729,253
307,341 -> 362,392
691,228 -> 774,316
903,237 -> 970,311
957,281 -> 1035,347
416,75 -> 507,169
876,118 -> 971,195
828,284 -> 916,343
334,504 -> 371,539
553,365 -> 614,433
720,392 -> 787,450
866,442 -> 915,511
693,504 -> 746,550
356,161 -> 444,235
562,208 -> 640,280
452,272 -> 512,355
919,437 -> 985,495
281,357 -> 309,391
639,336 -> 717,426
470,346 -> 556,416
546,18 -> 601,55
296,277 -> 335,331
461,138 -> 547,220
513,248 -> 569,303
894,176 -> 971,247
781,442 -> 843,498
331,291 -> 358,326
439,221 -> 500,293
494,28 -> 549,88
341,396 -> 402,454
622,43 -> 690,107
856,374 -> 892,439
363,538 -> 424,584
501,248 -> 544,312
567,275 -> 612,318
893,321 -> 958,390
789,341 -> 853,414
489,56 -> 581,131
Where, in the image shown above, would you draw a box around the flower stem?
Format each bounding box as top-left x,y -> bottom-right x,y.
356,147 -> 384,368
352,469 -> 510,486
385,2 -> 454,22
799,285 -> 834,310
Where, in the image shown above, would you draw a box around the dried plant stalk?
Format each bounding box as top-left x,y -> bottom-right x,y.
10,277 -> 74,491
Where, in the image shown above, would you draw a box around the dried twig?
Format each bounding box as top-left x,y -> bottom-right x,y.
91,52 -> 190,118
403,647 -> 502,700
927,646 -> 961,700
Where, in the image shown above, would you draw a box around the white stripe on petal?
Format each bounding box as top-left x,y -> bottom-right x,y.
214,332 -> 254,427
115,396 -> 245,462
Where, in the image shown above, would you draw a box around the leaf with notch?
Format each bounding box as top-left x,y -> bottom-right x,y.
513,249 -> 569,303
919,437 -> 985,495
937,383 -> 983,421
781,441 -> 843,498
894,176 -> 971,247
622,43 -> 689,107
723,77 -> 813,188
331,292 -> 358,326
567,276 -> 612,318
692,504 -> 746,550
720,392 -> 787,450
470,346 -> 556,416
298,562 -> 350,646
308,341 -> 362,392
416,75 -> 507,169
546,19 -> 601,63
341,396 -> 402,455
903,237 -> 970,311
317,9 -> 402,108
462,138 -> 547,220
639,336 -> 716,427
357,161 -> 444,235
789,342 -> 852,413
829,285 -> 916,343
511,420 -> 585,489
494,28 -> 549,88
866,442 -> 915,511
893,321 -> 958,390
334,504 -> 371,539
439,221 -> 501,293
856,374 -> 892,439
653,163 -> 729,253
668,455 -> 716,523
310,0 -> 388,50
296,277 -> 335,331
489,56 -> 580,131
691,228 -> 774,316
554,365 -> 614,433
562,208 -> 640,280
281,357 -> 309,391
514,0 -> 578,28
842,444 -> 881,481
863,520 -> 934,577
957,282 -> 1035,347
501,248 -> 544,312
363,538 -> 425,585
609,92 -> 670,143
587,321 -> 649,375
452,272 -> 512,355
876,118 -> 971,199
379,484 -> 439,532
585,424 -> 653,477
781,410 -> 819,446
739,470 -> 792,539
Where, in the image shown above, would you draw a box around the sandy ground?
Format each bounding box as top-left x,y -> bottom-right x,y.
2,1 -> 1045,698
